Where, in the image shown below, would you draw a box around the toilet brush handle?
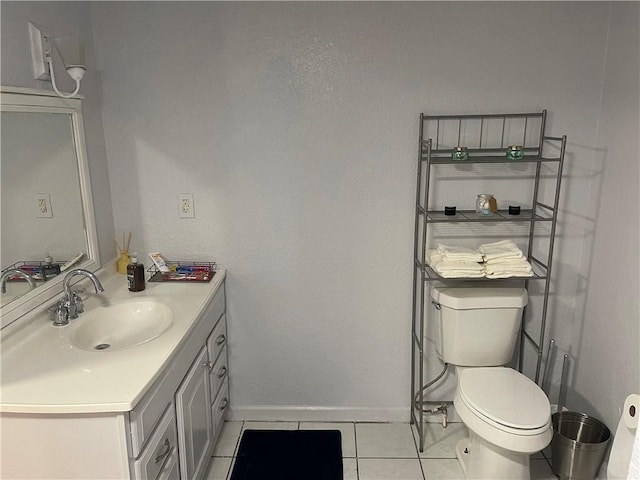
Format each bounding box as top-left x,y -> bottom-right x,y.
558,354 -> 569,412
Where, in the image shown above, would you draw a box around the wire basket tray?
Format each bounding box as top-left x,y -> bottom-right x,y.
147,261 -> 216,283
1,260 -> 68,282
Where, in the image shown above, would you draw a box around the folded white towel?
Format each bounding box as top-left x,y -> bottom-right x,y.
485,271 -> 534,279
437,244 -> 484,263
484,263 -> 532,274
437,262 -> 484,273
426,250 -> 442,267
484,256 -> 529,265
438,270 -> 485,278
427,250 -> 484,278
479,240 -> 524,261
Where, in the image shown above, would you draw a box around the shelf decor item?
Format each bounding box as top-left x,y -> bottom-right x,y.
444,206 -> 457,216
452,146 -> 469,160
507,145 -> 524,160
114,232 -> 131,275
508,205 -> 521,215
476,194 -> 495,216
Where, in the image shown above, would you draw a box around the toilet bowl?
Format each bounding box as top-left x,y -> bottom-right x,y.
453,367 -> 552,479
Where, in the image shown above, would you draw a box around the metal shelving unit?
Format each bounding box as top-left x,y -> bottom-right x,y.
411,110 -> 567,451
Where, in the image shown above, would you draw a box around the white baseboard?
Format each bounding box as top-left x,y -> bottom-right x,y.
228,405 -> 411,423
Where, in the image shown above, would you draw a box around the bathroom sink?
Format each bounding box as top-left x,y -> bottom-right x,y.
70,300 -> 173,352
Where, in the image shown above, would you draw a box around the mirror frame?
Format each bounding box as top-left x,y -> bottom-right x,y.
1,86 -> 100,329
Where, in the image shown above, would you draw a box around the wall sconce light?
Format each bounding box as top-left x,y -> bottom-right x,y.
28,22 -> 86,98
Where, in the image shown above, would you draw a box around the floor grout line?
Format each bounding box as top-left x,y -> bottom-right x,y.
210,420 -> 557,480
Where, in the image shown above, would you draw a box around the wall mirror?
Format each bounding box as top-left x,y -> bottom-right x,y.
0,87 -> 100,329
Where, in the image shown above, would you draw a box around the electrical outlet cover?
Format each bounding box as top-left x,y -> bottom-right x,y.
178,193 -> 194,218
34,193 -> 53,218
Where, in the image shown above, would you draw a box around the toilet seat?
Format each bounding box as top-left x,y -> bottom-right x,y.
458,367 -> 551,436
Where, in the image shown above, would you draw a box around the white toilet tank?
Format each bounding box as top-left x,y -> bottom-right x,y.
431,286 -> 528,366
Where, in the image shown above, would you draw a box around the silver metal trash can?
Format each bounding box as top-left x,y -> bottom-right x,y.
551,411 -> 611,480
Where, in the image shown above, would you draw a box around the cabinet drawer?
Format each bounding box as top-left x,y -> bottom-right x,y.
132,405 -> 177,480
129,374 -> 173,458
156,449 -> 179,480
209,346 -> 228,403
212,379 -> 230,436
206,314 -> 227,364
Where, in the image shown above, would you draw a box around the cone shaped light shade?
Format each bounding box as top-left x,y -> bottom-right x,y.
54,35 -> 85,68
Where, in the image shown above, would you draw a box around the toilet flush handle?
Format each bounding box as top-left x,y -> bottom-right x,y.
431,301 -> 441,310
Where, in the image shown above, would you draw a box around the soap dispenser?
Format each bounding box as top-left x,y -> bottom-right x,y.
127,254 -> 145,292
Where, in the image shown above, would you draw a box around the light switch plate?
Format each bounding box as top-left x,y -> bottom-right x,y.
28,22 -> 51,81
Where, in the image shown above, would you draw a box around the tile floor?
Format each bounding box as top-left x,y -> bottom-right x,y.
205,421 -> 556,480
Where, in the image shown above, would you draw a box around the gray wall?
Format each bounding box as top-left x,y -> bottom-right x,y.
90,0 -> 639,429
1,1 -> 116,267
1,2 -> 637,461
568,2 -> 639,433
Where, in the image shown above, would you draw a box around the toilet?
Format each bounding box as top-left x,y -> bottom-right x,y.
431,286 -> 552,480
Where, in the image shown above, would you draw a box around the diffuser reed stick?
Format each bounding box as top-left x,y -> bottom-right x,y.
115,232 -> 131,274
114,234 -> 123,255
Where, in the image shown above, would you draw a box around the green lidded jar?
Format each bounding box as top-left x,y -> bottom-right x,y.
452,146 -> 469,161
506,145 -> 524,160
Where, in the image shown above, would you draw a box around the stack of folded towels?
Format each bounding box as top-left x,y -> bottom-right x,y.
426,240 -> 533,278
426,245 -> 485,278
479,240 -> 533,278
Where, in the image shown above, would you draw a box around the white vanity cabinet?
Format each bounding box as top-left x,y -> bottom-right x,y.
0,273 -> 229,480
131,279 -> 229,480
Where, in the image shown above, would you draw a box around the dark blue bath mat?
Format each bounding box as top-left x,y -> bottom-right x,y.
230,429 -> 343,480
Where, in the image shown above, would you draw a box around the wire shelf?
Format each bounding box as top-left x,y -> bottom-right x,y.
147,261 -> 216,283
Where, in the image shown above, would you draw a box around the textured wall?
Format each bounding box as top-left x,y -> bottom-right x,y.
570,3 -> 639,433
89,2 -> 637,423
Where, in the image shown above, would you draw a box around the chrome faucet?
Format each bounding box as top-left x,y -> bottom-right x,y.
0,269 -> 37,294
49,268 -> 104,326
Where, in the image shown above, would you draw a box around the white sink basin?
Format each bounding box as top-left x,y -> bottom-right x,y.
71,300 -> 173,352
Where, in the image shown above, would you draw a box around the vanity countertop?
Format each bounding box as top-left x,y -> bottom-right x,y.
0,268 -> 226,414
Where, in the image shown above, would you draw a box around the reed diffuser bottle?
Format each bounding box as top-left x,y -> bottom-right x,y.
115,232 -> 132,274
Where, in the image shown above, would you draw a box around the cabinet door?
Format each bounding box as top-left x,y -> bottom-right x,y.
175,347 -> 212,480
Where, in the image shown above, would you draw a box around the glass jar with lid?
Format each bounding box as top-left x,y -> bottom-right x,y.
452,146 -> 469,161
506,145 -> 524,160
476,194 -> 495,216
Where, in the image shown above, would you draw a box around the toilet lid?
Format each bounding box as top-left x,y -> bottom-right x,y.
459,368 -> 550,430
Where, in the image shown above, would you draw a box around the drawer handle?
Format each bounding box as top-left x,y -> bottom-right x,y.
215,334 -> 226,346
154,438 -> 171,464
219,397 -> 229,411
217,366 -> 227,379
204,360 -> 214,371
